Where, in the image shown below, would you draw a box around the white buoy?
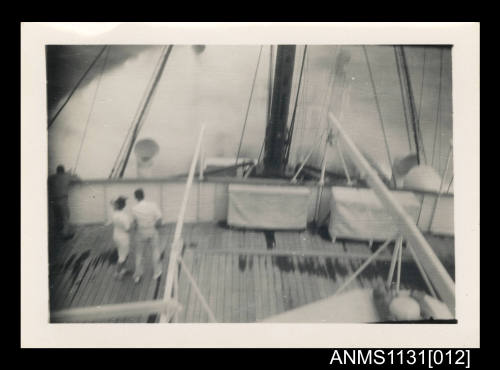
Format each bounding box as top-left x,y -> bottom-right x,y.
403,164 -> 442,192
134,138 -> 159,178
389,295 -> 421,320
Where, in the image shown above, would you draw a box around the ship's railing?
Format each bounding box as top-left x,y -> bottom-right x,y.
66,178 -> 454,235
160,123 -> 216,322
51,124 -> 217,323
328,112 -> 455,314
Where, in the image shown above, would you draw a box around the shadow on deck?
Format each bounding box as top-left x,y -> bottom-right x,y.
48,223 -> 454,323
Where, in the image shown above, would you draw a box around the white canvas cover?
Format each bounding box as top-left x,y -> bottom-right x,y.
329,186 -> 420,241
227,184 -> 310,230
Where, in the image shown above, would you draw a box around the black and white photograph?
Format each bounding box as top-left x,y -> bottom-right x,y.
21,22 -> 479,347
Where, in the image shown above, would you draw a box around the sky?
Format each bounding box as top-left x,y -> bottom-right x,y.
46,45 -> 453,186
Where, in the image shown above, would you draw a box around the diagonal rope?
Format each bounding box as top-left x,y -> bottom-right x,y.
400,46 -> 427,165
109,46 -> 167,178
296,48 -> 310,163
431,48 -> 444,167
257,45 -> 274,164
363,46 -> 394,183
394,47 -> 414,153
284,45 -> 308,164
446,175 -> 454,193
117,45 -> 174,178
73,45 -> 110,173
235,46 -> 263,166
417,47 -> 428,158
48,45 -> 107,129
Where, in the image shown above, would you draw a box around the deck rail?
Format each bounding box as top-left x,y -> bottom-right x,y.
161,123 -> 217,323
50,124 -> 217,323
328,112 -> 455,314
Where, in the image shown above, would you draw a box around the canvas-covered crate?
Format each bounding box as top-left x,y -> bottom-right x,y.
328,186 -> 420,241
228,184 -> 310,230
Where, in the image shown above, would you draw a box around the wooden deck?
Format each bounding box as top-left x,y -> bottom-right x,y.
49,223 -> 454,323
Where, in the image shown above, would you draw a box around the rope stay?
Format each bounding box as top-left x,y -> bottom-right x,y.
117,45 -> 173,178
73,45 -> 111,173
296,48 -> 310,164
48,45 -> 108,129
396,46 -> 428,165
362,45 -> 395,186
235,46 -> 263,166
109,45 -> 174,179
108,46 -> 166,178
257,46 -> 275,164
431,48 -> 444,168
417,47 -> 427,123
284,45 -> 308,165
394,47 -> 414,153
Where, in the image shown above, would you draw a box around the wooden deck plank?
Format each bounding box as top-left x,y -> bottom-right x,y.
51,227 -> 101,309
55,228 -> 109,308
223,252 -> 233,323
290,256 -> 306,309
201,251 -> 214,323
258,255 -> 270,319
238,255 -> 248,322
317,256 -> 334,298
194,250 -> 207,323
284,257 -> 296,310
185,253 -> 201,322
344,241 -> 371,289
177,250 -> 194,322
245,254 -> 253,322
213,253 -> 222,322
276,256 -> 292,313
288,231 -> 308,308
253,254 -> 263,322
189,251 -> 204,323
206,253 -> 218,322
62,251 -> 95,309
270,256 -> 285,316
49,223 -> 453,323
229,253 -> 237,323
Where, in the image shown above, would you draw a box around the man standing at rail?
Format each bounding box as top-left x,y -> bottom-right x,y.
131,188 -> 163,283
48,165 -> 81,239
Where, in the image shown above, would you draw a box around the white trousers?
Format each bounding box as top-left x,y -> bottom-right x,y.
134,229 -> 162,277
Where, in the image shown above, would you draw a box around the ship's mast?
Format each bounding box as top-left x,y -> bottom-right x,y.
262,45 -> 296,177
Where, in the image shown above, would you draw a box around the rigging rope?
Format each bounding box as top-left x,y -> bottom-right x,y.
118,45 -> 174,178
284,45 -> 308,165
431,48 -> 444,167
403,47 -> 428,164
417,47 -> 427,121
109,46 -> 172,178
235,46 -> 263,166
417,47 -> 427,159
363,46 -> 394,182
316,47 -> 339,141
296,48 -> 310,163
73,45 -> 110,173
446,175 -> 454,193
109,46 -> 166,178
258,45 -> 275,164
48,46 -> 108,129
394,47 -> 414,153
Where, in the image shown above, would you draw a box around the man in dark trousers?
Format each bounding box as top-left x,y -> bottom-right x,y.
48,165 -> 81,239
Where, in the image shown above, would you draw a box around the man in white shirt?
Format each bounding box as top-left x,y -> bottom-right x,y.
131,188 -> 163,283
